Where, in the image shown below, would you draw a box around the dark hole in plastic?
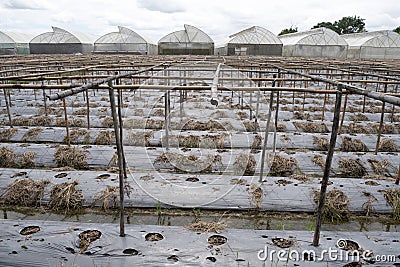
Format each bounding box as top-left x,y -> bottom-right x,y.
11,171 -> 27,178
167,255 -> 179,262
66,247 -> 76,254
186,177 -> 199,182
54,173 -> 68,178
236,258 -> 245,262
20,226 -> 40,235
123,248 -> 139,255
261,235 -> 268,238
208,235 -> 227,246
96,174 -> 111,180
145,233 -> 164,242
206,256 -> 216,262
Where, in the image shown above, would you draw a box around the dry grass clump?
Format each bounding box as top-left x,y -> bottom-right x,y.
340,136 -> 368,152
313,136 -> 329,151
94,131 -> 115,145
32,116 -> 52,126
341,123 -> 370,134
312,155 -> 325,169
367,159 -> 393,176
371,123 -> 395,134
52,166 -> 76,172
276,124 -> 287,132
292,111 -> 311,120
0,128 -> 18,141
72,108 -> 88,116
242,120 -> 259,132
154,152 -> 222,173
0,179 -> 49,206
200,134 -> 228,149
289,174 -> 312,182
270,155 -> 297,176
338,158 -> 367,177
70,118 -> 86,128
382,188 -> 400,221
387,114 -> 400,122
38,107 -> 63,116
49,181 -> 84,211
234,153 -> 256,175
350,113 -> 369,122
293,121 -> 328,133
182,119 -> 230,131
185,221 -> 226,233
247,183 -> 263,209
101,117 -> 114,128
236,111 -> 248,120
251,135 -> 262,150
93,185 -> 119,210
0,146 -> 16,167
378,138 -> 399,152
152,109 -> 164,117
362,191 -> 377,217
22,127 -> 43,142
66,129 -> 89,144
313,189 -> 350,223
21,151 -> 36,167
79,230 -> 102,254
126,131 -> 153,146
54,146 -> 88,170
11,117 -> 31,126
145,119 -> 164,129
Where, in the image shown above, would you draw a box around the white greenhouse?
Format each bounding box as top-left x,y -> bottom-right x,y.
93,26 -> 157,55
30,27 -> 98,54
215,26 -> 282,56
279,27 -> 348,58
0,30 -> 34,55
343,31 -> 400,60
158,24 -> 214,55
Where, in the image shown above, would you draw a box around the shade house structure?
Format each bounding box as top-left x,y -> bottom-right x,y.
279,27 -> 348,58
29,26 -> 98,54
216,26 -> 282,56
0,30 -> 34,55
93,26 -> 157,55
158,24 -> 214,55
343,30 -> 400,60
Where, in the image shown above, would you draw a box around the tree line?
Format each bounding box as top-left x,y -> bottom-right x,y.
278,16 -> 400,36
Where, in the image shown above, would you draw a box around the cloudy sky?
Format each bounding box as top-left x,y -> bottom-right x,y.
0,0 -> 399,43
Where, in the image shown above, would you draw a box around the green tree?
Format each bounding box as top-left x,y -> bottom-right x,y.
334,16 -> 366,34
312,16 -> 366,35
312,22 -> 339,33
394,26 -> 400,34
278,26 -> 298,36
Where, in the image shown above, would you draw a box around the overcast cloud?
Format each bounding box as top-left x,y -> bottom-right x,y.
0,0 -> 399,43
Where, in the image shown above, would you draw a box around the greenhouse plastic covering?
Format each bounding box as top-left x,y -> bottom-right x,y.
30,26 -> 98,44
279,27 -> 348,46
159,24 -> 213,44
227,26 -> 282,45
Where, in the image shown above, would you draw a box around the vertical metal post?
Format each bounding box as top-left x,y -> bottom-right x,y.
338,93 -> 347,134
273,71 -> 281,152
108,81 -> 125,237
164,91 -> 170,150
313,84 -> 343,247
259,75 -> 276,182
3,89 -> 12,127
85,89 -> 90,129
63,97 -> 70,146
375,79 -> 388,154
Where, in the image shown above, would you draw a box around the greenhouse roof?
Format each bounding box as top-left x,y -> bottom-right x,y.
159,24 -> 213,44
95,26 -> 155,45
0,30 -> 34,43
227,26 -> 282,45
30,27 -> 98,44
343,31 -> 400,47
279,27 -> 348,46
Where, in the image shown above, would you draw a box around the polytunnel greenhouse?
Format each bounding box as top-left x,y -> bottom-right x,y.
215,26 -> 282,56
29,26 -> 98,54
279,27 -> 348,58
343,30 -> 400,60
0,30 -> 33,55
158,24 -> 214,55
93,26 -> 157,55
